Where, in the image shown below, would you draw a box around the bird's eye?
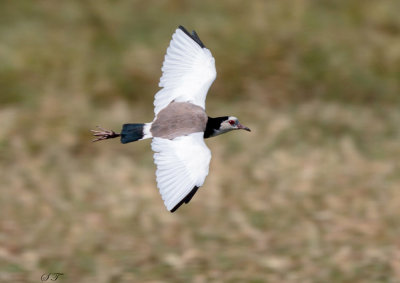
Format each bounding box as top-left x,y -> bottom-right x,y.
229,120 -> 235,125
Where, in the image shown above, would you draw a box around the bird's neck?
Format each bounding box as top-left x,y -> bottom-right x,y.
204,116 -> 229,139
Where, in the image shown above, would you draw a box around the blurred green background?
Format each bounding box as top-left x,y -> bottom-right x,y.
1,0 -> 400,282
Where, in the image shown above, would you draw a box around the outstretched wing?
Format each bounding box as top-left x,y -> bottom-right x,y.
151,132 -> 211,212
154,26 -> 217,115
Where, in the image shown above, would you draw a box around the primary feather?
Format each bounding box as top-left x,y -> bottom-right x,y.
152,132 -> 211,211
153,27 -> 217,114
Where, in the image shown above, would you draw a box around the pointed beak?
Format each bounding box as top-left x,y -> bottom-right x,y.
237,123 -> 251,132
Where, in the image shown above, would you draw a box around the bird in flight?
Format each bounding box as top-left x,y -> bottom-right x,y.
92,26 -> 250,212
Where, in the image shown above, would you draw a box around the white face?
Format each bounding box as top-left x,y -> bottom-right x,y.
220,116 -> 239,131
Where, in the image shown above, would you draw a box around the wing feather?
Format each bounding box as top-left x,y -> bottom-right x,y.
151,132 -> 211,212
154,26 -> 217,115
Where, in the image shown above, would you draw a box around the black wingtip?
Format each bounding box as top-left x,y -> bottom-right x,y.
178,25 -> 205,48
170,186 -> 199,213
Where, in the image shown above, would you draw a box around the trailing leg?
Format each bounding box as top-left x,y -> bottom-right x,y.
91,126 -> 120,142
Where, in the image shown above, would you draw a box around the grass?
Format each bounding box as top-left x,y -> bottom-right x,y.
1,1 -> 400,282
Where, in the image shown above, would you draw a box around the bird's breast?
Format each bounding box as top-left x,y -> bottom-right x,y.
150,102 -> 208,139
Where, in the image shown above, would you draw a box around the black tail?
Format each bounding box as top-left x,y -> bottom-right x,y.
120,123 -> 145,144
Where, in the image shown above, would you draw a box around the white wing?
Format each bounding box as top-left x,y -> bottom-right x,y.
154,26 -> 217,115
151,132 -> 211,212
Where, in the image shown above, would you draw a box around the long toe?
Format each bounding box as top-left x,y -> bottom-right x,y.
91,126 -> 120,142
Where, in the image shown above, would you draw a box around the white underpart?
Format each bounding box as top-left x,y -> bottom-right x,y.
142,123 -> 153,139
151,132 -> 211,211
153,28 -> 217,115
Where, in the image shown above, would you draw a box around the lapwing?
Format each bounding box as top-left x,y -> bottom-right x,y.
92,26 -> 250,212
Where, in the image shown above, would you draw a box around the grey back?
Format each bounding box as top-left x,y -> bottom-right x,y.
151,102 -> 208,139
